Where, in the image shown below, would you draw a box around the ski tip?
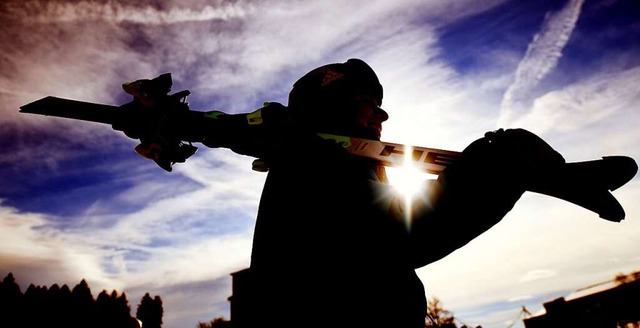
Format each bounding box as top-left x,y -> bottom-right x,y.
19,96 -> 49,114
19,96 -> 60,115
602,156 -> 638,191
599,194 -> 626,223
581,189 -> 626,223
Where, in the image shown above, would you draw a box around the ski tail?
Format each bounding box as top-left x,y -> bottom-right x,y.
19,96 -> 122,125
527,156 -> 637,222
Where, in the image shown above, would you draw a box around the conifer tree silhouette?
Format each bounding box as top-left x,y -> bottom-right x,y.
70,279 -> 94,328
137,292 -> 164,328
23,284 -> 47,327
0,273 -> 23,328
0,273 -> 155,328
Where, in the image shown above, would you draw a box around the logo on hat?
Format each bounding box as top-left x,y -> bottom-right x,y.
321,69 -> 344,87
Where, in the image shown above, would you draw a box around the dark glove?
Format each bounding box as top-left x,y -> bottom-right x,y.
447,128 -> 564,189
483,128 -> 565,173
410,129 -> 565,267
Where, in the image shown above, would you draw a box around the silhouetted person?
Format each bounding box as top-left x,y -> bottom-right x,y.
116,59 -> 564,327
238,59 -> 563,327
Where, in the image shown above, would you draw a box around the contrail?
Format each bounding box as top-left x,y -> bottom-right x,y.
2,1 -> 252,24
499,0 -> 585,126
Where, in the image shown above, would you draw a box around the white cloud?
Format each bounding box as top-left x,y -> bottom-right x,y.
2,1 -> 638,327
499,0 -> 586,126
506,66 -> 640,137
518,269 -> 557,283
507,294 -> 533,302
418,179 -> 640,325
2,1 -> 251,24
0,201 -> 121,290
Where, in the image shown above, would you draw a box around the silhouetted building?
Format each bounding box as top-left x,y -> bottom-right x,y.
524,274 -> 640,328
228,268 -> 254,328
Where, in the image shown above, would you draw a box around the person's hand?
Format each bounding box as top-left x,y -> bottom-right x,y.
420,129 -> 562,266
441,128 -> 565,191
483,128 -> 565,173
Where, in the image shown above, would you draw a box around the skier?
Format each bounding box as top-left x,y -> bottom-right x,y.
17,56 -> 635,327
242,58 -> 564,327
19,57 -> 567,327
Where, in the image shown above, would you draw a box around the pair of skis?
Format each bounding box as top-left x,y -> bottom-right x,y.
316,133 -> 635,222
19,73 -> 637,222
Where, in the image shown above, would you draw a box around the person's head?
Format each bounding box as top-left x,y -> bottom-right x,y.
287,58 -> 389,140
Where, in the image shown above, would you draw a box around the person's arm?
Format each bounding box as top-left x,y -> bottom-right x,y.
169,102 -> 292,160
406,129 -> 564,268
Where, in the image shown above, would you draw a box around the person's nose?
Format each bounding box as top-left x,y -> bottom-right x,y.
376,107 -> 389,122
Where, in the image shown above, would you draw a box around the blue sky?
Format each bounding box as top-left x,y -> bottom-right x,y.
1,0 -> 639,327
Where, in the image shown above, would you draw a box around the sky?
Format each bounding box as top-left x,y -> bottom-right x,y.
1,0 -> 639,327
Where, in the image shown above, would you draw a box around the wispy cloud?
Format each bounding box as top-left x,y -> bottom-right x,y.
2,1 -> 638,328
1,1 -> 251,24
0,201 -> 121,289
0,197 -> 253,328
519,269 -> 557,283
0,1 -> 505,323
419,179 -> 640,326
506,66 -> 640,142
499,0 -> 585,127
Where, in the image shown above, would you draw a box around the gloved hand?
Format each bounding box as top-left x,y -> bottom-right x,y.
410,129 -> 566,267
435,128 -> 566,225
483,128 -> 565,173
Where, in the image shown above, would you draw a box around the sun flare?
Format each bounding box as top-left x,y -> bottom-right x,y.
385,145 -> 435,201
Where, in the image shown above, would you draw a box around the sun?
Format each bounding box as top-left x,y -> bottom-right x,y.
385,145 -> 435,201
386,165 -> 428,200
385,145 -> 436,228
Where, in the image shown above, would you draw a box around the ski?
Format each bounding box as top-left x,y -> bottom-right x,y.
18,74 -> 637,222
317,133 -> 462,175
315,134 -> 636,223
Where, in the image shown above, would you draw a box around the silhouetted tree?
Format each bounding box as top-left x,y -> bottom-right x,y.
615,270 -> 640,285
47,283 -> 73,326
153,295 -> 164,325
197,316 -> 231,328
70,279 -> 94,328
94,290 -> 133,328
137,292 -> 163,328
116,292 -> 135,328
0,273 -> 23,327
95,290 -> 113,328
0,273 -> 154,328
23,284 -> 47,327
425,297 -> 457,328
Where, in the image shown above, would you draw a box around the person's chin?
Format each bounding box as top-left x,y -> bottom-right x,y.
327,126 -> 380,140
355,127 -> 381,140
